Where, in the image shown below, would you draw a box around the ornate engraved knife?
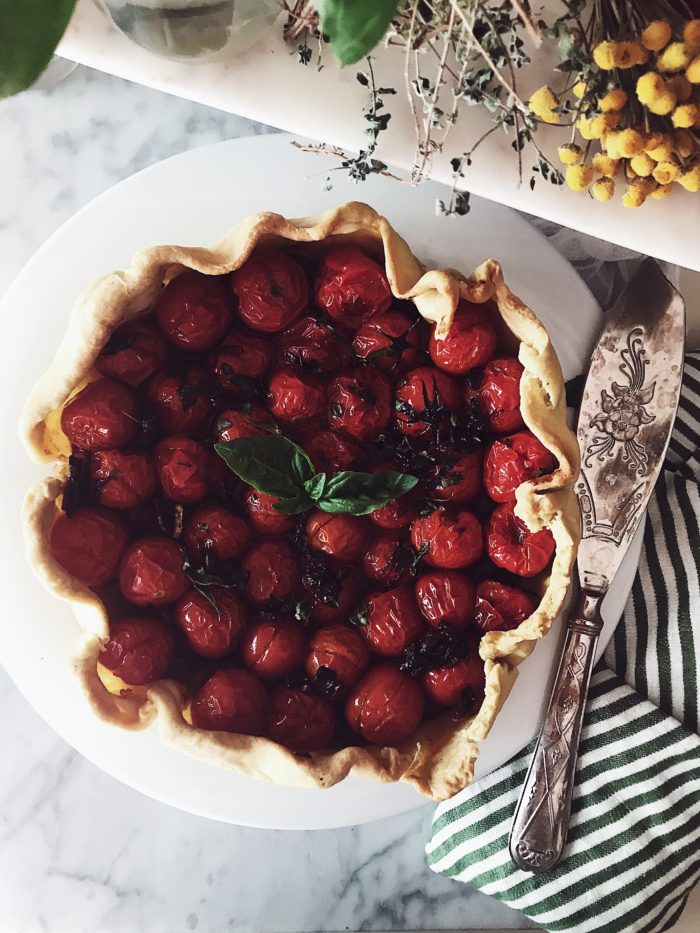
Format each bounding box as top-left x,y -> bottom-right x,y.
509,259 -> 685,873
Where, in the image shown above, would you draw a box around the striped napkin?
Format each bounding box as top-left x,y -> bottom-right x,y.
426,353 -> 700,933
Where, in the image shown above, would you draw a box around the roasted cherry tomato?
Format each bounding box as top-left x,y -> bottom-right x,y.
61,379 -> 139,452
305,623 -> 370,686
99,617 -> 174,686
184,504 -> 251,561
146,365 -> 213,433
118,536 -> 189,605
267,687 -> 337,751
304,430 -> 361,475
243,488 -> 296,536
213,404 -> 274,443
423,635 -> 486,708
477,358 -> 524,434
175,587 -> 246,658
208,328 -> 273,392
352,309 -> 421,373
278,315 -> 354,372
191,668 -> 268,735
394,366 -> 462,439
240,616 -> 306,680
362,534 -> 413,587
154,435 -> 211,504
345,663 -> 424,744
267,365 -> 326,425
415,570 -> 475,631
474,580 -> 536,633
428,300 -> 498,375
95,317 -> 169,387
315,245 -> 392,328
231,249 -> 308,334
362,586 -> 425,656
154,270 -> 233,351
50,506 -> 128,586
410,508 -> 483,569
306,510 -> 368,563
327,366 -> 392,442
309,570 -> 360,625
485,503 -> 555,577
369,462 -> 420,530
484,431 -> 556,503
242,540 -> 300,606
426,449 -> 482,503
89,449 -> 156,510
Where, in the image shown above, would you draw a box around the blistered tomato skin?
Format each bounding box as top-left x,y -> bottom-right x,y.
242,540 -> 300,606
486,503 -> 555,577
309,571 -> 360,625
345,663 -> 425,744
362,535 -> 412,587
363,586 -> 425,656
175,587 -> 246,657
243,488 -> 296,536
423,639 -> 486,708
394,366 -> 462,439
154,270 -> 233,351
415,570 -> 476,631
267,687 -> 337,752
61,379 -> 139,452
118,537 -> 189,606
267,365 -> 326,425
369,466 -> 419,530
240,617 -> 306,680
306,624 -> 371,686
89,449 -> 156,510
478,358 -> 524,434
146,366 -> 213,433
474,580 -> 536,633
209,329 -> 273,391
184,505 -> 251,561
315,246 -> 392,328
154,435 -> 211,504
352,309 -> 421,373
327,367 -> 392,442
99,617 -> 174,686
428,300 -> 498,375
279,315 -> 354,373
230,249 -> 308,334
213,405 -> 274,444
95,318 -> 169,387
304,430 -> 361,475
411,509 -> 483,570
427,450 -> 482,504
306,511 -> 368,563
484,431 -> 556,503
50,507 -> 128,586
191,668 -> 268,735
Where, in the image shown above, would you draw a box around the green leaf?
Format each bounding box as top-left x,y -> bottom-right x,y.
315,0 -> 399,67
0,1 -> 78,99
304,473 -> 328,500
215,436 -> 315,500
316,470 -> 418,515
272,493 -> 315,515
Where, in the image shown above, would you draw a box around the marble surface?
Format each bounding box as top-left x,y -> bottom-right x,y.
0,66 -> 532,933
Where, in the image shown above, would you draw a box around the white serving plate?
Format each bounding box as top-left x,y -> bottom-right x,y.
0,134 -> 642,829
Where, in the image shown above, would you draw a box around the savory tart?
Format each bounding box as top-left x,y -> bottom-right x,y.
20,202 -> 579,801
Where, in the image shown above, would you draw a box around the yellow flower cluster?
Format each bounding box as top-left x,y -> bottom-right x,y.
528,85 -> 561,124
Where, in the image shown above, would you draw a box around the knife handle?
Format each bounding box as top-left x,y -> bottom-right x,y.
509,595 -> 603,873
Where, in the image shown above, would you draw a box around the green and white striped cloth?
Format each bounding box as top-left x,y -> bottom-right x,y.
427,353 -> 700,933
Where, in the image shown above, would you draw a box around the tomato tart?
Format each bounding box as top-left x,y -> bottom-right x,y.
20,202 -> 579,800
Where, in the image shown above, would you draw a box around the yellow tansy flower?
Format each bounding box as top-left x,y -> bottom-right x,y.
630,152 -> 656,176
577,112 -> 619,139
636,71 -> 666,104
572,80 -> 587,99
668,74 -> 693,101
648,91 -> 677,115
617,129 -> 646,157
684,20 -> 700,47
687,54 -> 700,83
672,103 -> 699,127
678,163 -> 700,191
599,89 -> 628,111
653,161 -> 680,185
592,153 -> 620,176
642,20 -> 672,51
591,177 -> 615,201
558,143 -> 582,165
651,182 -> 673,199
657,42 -> 691,72
593,41 -> 618,69
529,85 -> 561,124
674,129 -> 697,157
566,164 -> 594,191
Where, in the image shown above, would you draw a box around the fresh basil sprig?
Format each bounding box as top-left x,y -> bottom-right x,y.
315,0 -> 399,68
216,435 -> 418,516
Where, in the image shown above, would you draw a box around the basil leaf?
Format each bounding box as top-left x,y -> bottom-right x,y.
315,0 -> 399,67
316,470 -> 418,515
304,473 -> 328,500
1,1 -> 78,98
215,436 -> 315,499
272,493 -> 315,515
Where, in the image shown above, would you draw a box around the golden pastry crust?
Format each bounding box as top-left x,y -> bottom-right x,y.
20,201 -> 579,801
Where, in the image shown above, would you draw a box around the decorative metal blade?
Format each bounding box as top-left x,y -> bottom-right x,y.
576,259 -> 685,597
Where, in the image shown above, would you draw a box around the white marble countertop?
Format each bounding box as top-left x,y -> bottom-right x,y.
0,65 -> 533,933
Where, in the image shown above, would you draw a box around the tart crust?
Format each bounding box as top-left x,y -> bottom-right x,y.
20,202 -> 580,801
